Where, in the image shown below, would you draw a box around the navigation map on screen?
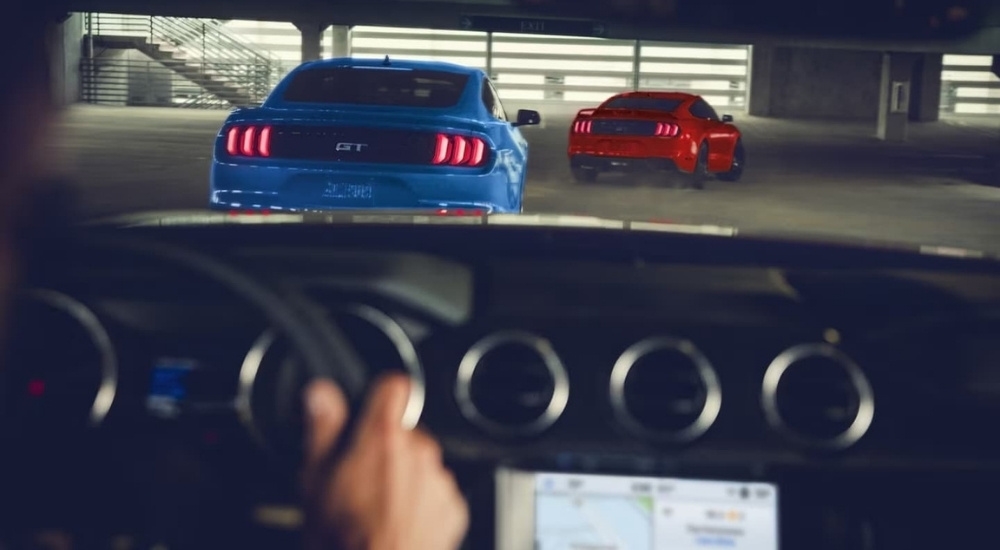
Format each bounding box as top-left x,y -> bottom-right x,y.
533,472 -> 778,550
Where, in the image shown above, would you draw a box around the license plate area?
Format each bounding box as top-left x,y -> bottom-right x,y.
283,176 -> 379,207
322,183 -> 374,200
598,140 -> 637,155
611,141 -> 638,154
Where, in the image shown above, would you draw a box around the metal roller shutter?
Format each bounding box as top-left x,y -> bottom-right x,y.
940,54 -> 1000,116
348,26 -> 750,109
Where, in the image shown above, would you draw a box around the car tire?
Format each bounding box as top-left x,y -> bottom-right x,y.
717,139 -> 745,182
571,166 -> 598,183
684,144 -> 709,190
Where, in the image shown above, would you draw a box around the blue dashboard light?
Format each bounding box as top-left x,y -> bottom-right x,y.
150,367 -> 189,399
147,358 -> 198,418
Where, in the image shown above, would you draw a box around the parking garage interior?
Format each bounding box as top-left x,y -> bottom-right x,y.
43,3 -> 1000,254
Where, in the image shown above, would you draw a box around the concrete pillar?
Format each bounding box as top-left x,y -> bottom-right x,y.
910,53 -> 942,122
486,32 -> 494,79
295,21 -> 330,63
50,13 -> 84,107
632,39 -> 641,91
876,52 -> 920,142
330,25 -> 351,58
747,44 -> 774,117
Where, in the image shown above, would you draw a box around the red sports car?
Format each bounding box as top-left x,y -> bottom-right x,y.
567,91 -> 745,188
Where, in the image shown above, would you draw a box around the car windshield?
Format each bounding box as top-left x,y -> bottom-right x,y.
47,1 -> 1000,257
282,67 -> 470,108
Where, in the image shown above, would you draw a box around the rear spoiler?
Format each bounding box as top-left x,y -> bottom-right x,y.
575,107 -> 677,119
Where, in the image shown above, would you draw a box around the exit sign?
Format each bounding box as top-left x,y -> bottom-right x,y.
459,15 -> 608,38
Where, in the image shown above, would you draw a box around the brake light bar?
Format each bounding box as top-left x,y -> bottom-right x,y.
432,133 -> 488,167
226,124 -> 272,158
241,126 -> 256,156
573,119 -> 679,136
655,122 -> 680,137
258,126 -> 272,157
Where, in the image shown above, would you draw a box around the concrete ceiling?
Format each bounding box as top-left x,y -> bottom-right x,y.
65,0 -> 1000,54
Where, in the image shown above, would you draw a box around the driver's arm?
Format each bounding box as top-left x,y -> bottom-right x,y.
301,374 -> 470,550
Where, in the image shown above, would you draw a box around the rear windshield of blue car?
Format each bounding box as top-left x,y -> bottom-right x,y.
602,97 -> 684,112
281,67 -> 470,108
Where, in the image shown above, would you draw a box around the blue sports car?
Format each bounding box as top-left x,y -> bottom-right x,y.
209,56 -> 541,213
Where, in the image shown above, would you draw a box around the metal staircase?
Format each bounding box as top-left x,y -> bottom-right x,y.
82,14 -> 284,108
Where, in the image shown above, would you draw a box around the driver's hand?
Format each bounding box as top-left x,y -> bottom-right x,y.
301,374 -> 469,550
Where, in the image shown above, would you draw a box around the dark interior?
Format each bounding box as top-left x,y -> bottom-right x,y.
3,218 -> 999,548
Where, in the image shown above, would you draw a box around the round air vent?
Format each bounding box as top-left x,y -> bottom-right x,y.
455,331 -> 568,437
609,337 -> 721,443
237,304 -> 425,451
762,343 -> 874,451
2,289 -> 118,433
331,304 -> 425,428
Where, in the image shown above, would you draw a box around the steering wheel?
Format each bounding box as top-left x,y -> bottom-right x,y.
74,232 -> 373,464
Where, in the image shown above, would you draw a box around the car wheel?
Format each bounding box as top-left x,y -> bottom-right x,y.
571,166 -> 598,183
717,139 -> 745,182
684,144 -> 709,190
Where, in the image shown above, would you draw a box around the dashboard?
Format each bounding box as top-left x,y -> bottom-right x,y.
2,215 -> 1000,549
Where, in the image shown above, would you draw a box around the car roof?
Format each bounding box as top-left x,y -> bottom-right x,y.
296,56 -> 482,75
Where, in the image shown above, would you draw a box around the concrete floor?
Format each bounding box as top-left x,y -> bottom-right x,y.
50,104 -> 1000,254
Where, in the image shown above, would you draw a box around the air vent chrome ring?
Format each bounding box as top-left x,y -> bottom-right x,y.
20,289 -> 119,427
237,304 -> 425,449
761,342 -> 874,451
609,336 -> 721,443
454,330 -> 569,437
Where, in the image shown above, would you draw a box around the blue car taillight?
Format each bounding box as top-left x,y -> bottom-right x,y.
432,133 -> 487,167
225,124 -> 272,157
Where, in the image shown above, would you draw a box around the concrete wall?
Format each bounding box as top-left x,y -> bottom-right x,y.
84,50 -> 173,106
124,51 -> 173,106
88,50 -> 128,106
750,45 -> 882,120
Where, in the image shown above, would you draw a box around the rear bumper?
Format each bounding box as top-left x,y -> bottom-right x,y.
209,159 -> 521,213
570,154 -> 681,173
567,137 -> 698,173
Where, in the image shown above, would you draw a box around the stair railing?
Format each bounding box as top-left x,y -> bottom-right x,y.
85,13 -> 283,106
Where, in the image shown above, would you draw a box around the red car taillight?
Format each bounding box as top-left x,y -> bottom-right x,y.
226,124 -> 272,157
572,119 -> 592,133
432,133 -> 488,167
654,122 -> 680,137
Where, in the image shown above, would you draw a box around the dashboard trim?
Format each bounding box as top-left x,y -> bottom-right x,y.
236,328 -> 276,449
609,336 -> 722,443
454,330 -> 569,437
761,342 -> 875,451
25,289 -> 119,427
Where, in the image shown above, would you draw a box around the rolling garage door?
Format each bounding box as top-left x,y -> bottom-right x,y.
488,33 -> 636,102
350,26 -> 488,70
637,42 -> 748,109
940,54 -> 1000,115
350,26 -> 750,109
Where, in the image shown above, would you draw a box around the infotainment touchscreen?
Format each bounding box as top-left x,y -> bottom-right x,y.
496,468 -> 779,550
